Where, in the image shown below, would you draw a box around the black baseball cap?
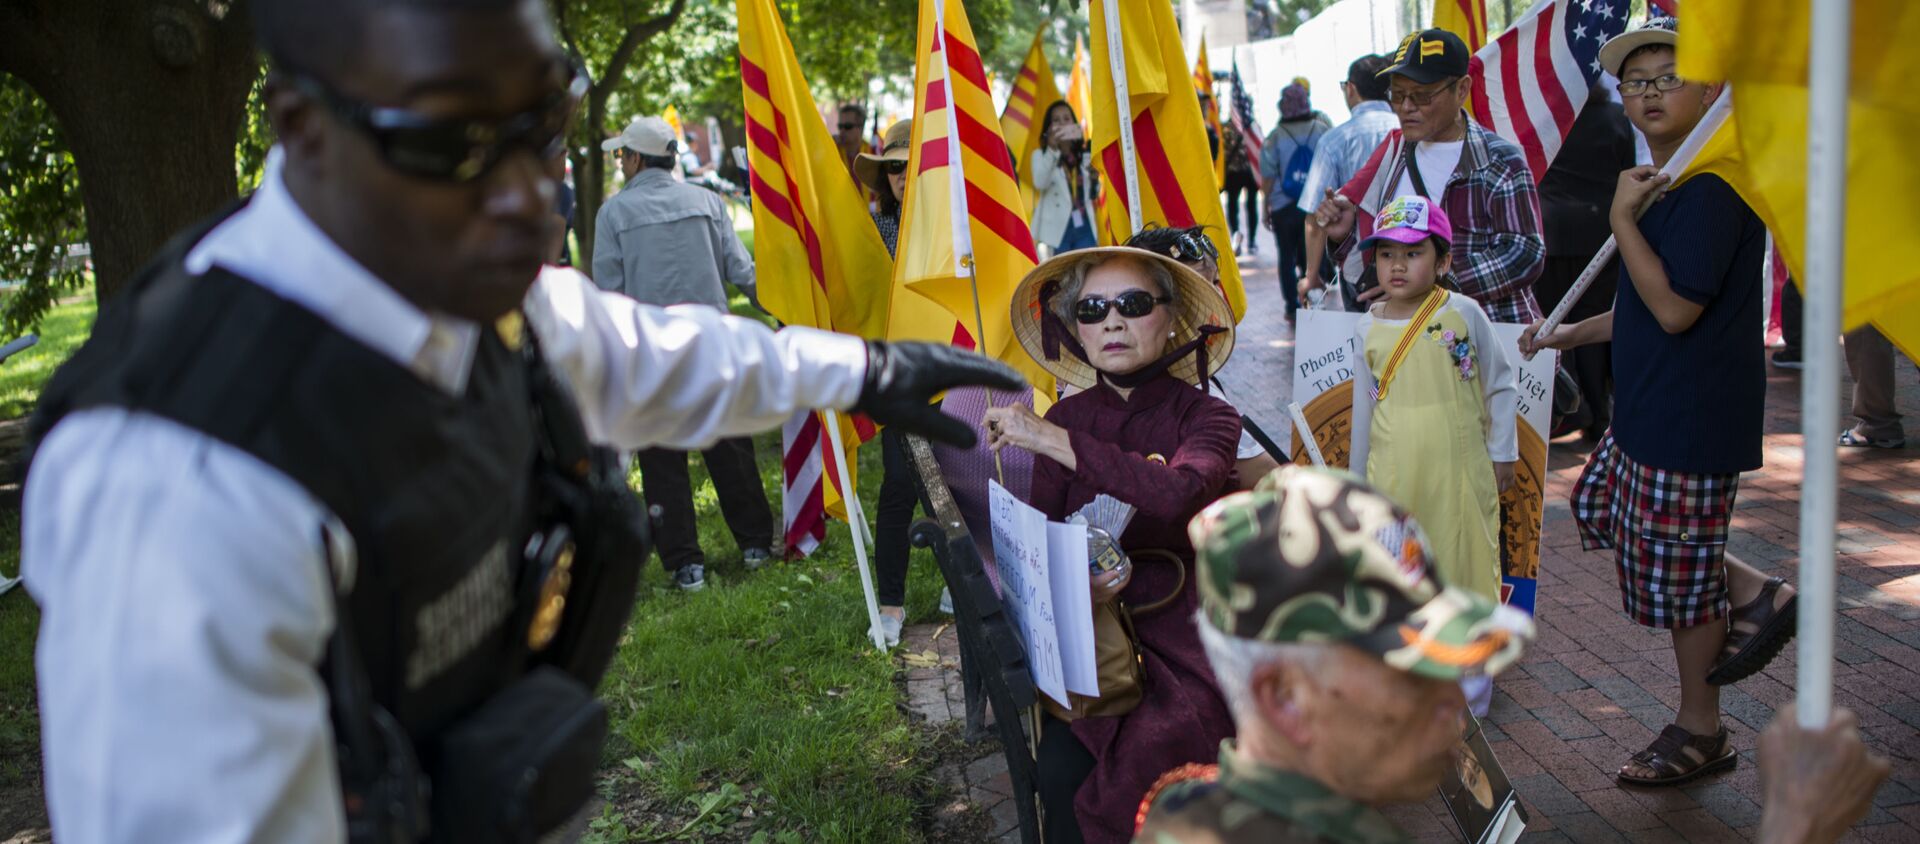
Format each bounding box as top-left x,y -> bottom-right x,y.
1378,29 -> 1471,84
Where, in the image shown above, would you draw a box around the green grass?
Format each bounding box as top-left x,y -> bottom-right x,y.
0,292 -> 96,420
588,436 -> 951,842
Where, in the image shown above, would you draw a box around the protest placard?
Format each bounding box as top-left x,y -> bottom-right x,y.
989,479 -> 1067,706
1288,309 -> 1557,614
1046,521 -> 1099,697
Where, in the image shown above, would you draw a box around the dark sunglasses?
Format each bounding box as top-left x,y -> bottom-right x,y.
289,60 -> 588,183
839,122 -> 861,131
1074,290 -> 1171,324
881,159 -> 909,175
1169,231 -> 1218,263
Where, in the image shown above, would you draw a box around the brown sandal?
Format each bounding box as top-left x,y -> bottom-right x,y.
1708,576 -> 1797,686
1618,724 -> 1736,787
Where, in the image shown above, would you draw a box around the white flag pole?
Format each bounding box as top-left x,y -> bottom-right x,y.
1528,91 -> 1734,351
1103,0 -> 1145,237
1288,402 -> 1327,468
1796,0 -> 1850,729
823,410 -> 887,650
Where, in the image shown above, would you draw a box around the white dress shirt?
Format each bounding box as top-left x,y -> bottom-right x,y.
23,152 -> 866,843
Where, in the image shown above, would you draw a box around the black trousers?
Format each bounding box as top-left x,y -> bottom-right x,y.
636,437 -> 774,571
875,427 -> 924,607
1536,254 -> 1617,437
1268,206 -> 1307,318
1222,169 -> 1260,240
1779,279 -> 1803,352
1037,714 -> 1094,844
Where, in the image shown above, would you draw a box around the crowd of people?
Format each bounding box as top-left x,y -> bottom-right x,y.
12,0 -> 1903,842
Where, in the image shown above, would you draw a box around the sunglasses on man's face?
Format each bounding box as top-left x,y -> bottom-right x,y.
882,159 -> 909,176
1074,290 -> 1171,324
1387,77 -> 1462,108
291,60 -> 588,183
839,122 -> 861,131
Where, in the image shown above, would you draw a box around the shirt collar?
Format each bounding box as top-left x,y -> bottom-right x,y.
1215,742 -> 1407,844
624,168 -> 674,190
183,148 -> 480,395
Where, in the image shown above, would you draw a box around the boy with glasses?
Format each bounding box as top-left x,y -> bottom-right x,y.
1520,16 -> 1796,789
1315,28 -> 1546,325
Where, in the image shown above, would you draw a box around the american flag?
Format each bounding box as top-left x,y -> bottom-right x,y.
1467,0 -> 1631,181
1228,57 -> 1263,162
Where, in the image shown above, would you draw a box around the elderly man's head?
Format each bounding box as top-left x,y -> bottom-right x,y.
1380,29 -> 1472,143
1188,467 -> 1535,803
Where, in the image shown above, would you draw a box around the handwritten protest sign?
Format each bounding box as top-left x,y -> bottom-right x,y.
989,480 -> 1067,705
1289,310 -> 1558,614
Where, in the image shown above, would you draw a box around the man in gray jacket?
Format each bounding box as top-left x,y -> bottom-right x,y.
595,115 -> 770,591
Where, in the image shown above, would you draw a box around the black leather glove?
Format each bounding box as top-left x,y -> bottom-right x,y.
854,340 -> 1025,447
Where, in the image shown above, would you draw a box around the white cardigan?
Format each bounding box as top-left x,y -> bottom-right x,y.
1029,147 -> 1098,250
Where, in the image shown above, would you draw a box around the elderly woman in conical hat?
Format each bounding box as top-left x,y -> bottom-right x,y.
982,247 -> 1241,844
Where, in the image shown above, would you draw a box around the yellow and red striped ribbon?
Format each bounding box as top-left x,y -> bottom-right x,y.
1371,289 -> 1449,403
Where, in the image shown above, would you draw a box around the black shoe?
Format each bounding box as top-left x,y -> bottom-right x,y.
1771,348 -> 1804,370
674,563 -> 706,591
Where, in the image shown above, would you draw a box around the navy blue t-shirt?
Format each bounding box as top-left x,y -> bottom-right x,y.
1611,174 -> 1766,474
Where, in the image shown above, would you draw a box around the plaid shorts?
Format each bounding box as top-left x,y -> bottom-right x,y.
1571,432 -> 1739,629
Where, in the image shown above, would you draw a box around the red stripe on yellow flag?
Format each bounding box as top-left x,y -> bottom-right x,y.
1090,0 -> 1247,320
1433,0 -> 1489,54
738,0 -> 891,522
1001,29 -> 1064,215
893,0 -> 1055,410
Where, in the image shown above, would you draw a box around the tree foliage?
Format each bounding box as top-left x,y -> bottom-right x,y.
0,78 -> 88,337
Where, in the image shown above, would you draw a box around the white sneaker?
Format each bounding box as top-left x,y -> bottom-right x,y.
877,614 -> 904,649
742,548 -> 772,571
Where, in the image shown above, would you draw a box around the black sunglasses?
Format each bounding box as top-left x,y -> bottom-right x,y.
839,122 -> 861,131
1074,290 -> 1171,324
289,60 -> 588,183
881,159 -> 909,175
1169,231 -> 1218,263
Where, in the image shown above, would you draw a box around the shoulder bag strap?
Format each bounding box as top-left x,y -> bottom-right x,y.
1370,289 -> 1450,403
1403,140 -> 1432,199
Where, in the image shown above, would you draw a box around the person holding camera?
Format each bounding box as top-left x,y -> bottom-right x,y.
1030,101 -> 1100,255
18,1 -> 1024,841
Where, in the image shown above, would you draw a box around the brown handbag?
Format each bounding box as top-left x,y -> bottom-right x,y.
1044,549 -> 1187,722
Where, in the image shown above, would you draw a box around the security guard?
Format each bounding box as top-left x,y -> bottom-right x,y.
1133,467 -> 1534,843
20,0 -> 1020,840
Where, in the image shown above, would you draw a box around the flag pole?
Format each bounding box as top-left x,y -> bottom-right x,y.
932,0 -> 1006,482
1103,0 -> 1145,237
1795,0 -> 1850,729
823,410 -> 888,650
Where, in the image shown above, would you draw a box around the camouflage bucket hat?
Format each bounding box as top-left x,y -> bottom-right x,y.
1187,466 -> 1534,680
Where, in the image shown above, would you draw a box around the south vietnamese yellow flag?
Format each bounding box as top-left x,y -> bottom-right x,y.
1002,29 -> 1064,214
894,0 -> 1055,409
1090,0 -> 1246,319
1067,34 -> 1093,135
1192,35 -> 1225,186
1432,0 -> 1489,54
1677,0 -> 1920,357
738,0 -> 890,532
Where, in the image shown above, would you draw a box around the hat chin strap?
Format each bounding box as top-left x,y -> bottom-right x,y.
1038,280 -> 1226,394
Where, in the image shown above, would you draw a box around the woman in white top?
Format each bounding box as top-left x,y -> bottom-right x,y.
1028,101 -> 1099,255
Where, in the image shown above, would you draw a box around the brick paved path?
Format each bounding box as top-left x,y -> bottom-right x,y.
902,237 -> 1920,841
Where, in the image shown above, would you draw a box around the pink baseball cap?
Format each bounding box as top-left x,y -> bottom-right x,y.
1358,195 -> 1453,251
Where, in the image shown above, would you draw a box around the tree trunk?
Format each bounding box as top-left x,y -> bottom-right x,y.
557,0 -> 689,276
0,0 -> 258,302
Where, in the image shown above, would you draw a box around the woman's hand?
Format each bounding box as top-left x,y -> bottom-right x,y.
985,404 -> 1073,467
1610,165 -> 1670,226
1494,461 -> 1516,493
1089,560 -> 1132,604
1049,122 -> 1085,149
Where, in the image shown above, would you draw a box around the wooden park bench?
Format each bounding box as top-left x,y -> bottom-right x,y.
903,433 -> 1041,844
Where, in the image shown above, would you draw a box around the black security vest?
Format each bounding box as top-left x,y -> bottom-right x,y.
28,214 -> 642,818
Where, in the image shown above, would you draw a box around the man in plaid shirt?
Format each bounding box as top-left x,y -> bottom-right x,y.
1316,29 -> 1546,324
